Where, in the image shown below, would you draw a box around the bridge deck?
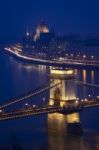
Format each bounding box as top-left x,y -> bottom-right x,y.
0,100 -> 99,121
0,106 -> 62,121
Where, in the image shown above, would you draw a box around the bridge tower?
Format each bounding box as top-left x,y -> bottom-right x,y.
49,67 -> 77,107
48,67 -> 82,134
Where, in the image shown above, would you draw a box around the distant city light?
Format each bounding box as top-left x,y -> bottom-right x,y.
75,100 -> 78,104
76,97 -> 79,101
43,98 -> 46,101
84,99 -> 88,102
88,94 -> 91,97
0,110 -> 2,113
26,28 -> 30,36
83,55 -> 86,59
33,105 -> 36,108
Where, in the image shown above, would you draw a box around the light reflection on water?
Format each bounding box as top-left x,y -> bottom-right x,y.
77,69 -> 97,99
91,70 -> 95,97
0,52 -> 99,149
91,70 -> 95,83
47,113 -> 99,150
82,69 -> 87,98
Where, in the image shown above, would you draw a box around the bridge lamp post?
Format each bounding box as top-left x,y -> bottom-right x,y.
43,97 -> 46,102
71,54 -> 74,58
25,103 -> 30,107
77,54 -> 80,57
43,97 -> 46,106
84,99 -> 88,102
33,105 -> 36,108
25,103 -> 30,109
83,55 -> 86,59
25,103 -> 28,106
76,97 -> 79,101
75,100 -> 79,105
91,55 -> 94,60
88,94 -> 91,100
65,53 -> 68,58
0,109 -> 3,114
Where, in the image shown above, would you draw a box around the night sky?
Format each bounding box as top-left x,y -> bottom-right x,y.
0,0 -> 99,42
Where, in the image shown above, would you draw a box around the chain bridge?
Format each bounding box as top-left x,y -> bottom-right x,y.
0,68 -> 99,121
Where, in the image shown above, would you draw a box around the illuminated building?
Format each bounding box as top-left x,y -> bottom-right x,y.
34,21 -> 49,41
33,21 -> 55,54
22,21 -> 69,57
22,21 -> 55,54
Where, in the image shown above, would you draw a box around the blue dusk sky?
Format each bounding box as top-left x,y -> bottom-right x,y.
0,0 -> 99,41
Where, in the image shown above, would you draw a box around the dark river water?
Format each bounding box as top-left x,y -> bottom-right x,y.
0,49 -> 99,150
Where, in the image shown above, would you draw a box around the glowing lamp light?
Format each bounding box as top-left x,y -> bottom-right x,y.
75,100 -> 78,104
26,31 -> 29,36
33,105 -> 36,108
83,55 -> 86,59
84,99 -> 88,102
43,98 -> 46,101
88,94 -> 91,97
25,103 -> 28,106
0,109 -> 2,113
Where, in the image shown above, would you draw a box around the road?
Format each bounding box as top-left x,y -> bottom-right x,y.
4,47 -> 99,68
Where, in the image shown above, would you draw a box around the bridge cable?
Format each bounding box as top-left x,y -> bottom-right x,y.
0,82 -> 61,109
75,81 -> 99,88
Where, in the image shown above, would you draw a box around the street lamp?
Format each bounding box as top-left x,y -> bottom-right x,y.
83,55 -> 86,59
43,97 -> 46,101
91,55 -> 94,59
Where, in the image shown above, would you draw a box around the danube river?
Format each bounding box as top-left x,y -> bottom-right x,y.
0,49 -> 99,150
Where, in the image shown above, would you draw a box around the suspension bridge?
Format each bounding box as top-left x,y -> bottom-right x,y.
0,76 -> 99,121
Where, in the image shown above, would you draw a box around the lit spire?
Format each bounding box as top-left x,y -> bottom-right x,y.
26,28 -> 29,37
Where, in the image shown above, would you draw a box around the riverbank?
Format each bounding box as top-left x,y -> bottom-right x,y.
3,47 -> 99,69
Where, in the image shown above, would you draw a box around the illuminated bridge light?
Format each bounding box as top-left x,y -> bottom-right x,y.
84,99 -> 88,102
83,55 -> 86,59
91,55 -> 94,59
88,94 -> 91,98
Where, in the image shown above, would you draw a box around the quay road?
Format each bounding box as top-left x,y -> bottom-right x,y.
4,47 -> 99,69
0,99 -> 99,121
